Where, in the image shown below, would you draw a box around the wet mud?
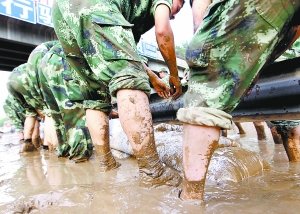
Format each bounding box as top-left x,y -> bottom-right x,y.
1,122 -> 300,213
110,120 -> 266,183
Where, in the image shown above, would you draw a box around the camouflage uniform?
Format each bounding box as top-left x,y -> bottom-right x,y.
177,0 -> 300,129
26,41 -> 58,116
7,63 -> 39,117
52,0 -> 172,111
3,95 -> 26,132
7,41 -> 57,118
38,43 -> 93,162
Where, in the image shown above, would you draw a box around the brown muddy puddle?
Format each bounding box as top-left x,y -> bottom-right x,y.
1,122 -> 300,213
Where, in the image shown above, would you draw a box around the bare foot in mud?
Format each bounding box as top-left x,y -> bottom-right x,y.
31,137 -> 41,150
255,125 -> 267,141
19,139 -> 37,153
139,166 -> 182,188
98,151 -> 121,172
178,180 -> 204,201
48,143 -> 57,152
178,189 -> 204,202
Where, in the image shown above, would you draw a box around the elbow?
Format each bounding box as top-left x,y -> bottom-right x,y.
155,25 -> 173,41
155,27 -> 166,38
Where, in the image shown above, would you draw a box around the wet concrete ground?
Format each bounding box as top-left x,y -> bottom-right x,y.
1,122 -> 300,213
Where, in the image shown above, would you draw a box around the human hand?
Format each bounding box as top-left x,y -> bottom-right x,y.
151,76 -> 171,99
169,75 -> 182,100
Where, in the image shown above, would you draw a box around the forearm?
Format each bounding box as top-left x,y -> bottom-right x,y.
23,116 -> 36,140
192,0 -> 212,32
143,63 -> 157,81
154,5 -> 179,78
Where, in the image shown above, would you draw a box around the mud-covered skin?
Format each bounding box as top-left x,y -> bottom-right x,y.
137,152 -> 182,188
94,144 -> 120,171
132,122 -> 182,188
275,125 -> 300,162
19,139 -> 37,153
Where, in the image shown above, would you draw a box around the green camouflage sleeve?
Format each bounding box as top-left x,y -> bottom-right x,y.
151,0 -> 172,15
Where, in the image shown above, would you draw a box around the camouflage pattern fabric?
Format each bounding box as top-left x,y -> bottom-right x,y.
26,41 -> 58,116
38,43 -> 93,162
52,0 -> 172,111
269,120 -> 300,135
7,41 -> 57,118
3,95 -> 26,131
178,0 -> 300,128
7,63 -> 39,117
276,38 -> 300,61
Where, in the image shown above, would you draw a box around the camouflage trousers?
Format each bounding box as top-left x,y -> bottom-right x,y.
38,45 -> 93,162
177,0 -> 300,129
52,3 -> 151,112
267,120 -> 300,136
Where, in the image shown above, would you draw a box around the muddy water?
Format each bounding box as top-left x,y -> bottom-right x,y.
1,123 -> 300,213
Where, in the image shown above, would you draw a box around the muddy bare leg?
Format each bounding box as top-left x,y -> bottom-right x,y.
280,125 -> 300,161
86,109 -> 120,171
181,124 -> 220,200
254,121 -> 267,141
21,116 -> 37,152
31,120 -> 41,149
235,122 -> 246,135
117,89 -> 181,187
270,126 -> 283,144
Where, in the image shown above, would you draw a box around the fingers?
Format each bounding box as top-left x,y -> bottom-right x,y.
163,90 -> 170,98
172,86 -> 182,100
158,90 -> 170,99
164,86 -> 171,97
170,86 -> 175,95
157,91 -> 165,98
156,83 -> 171,99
